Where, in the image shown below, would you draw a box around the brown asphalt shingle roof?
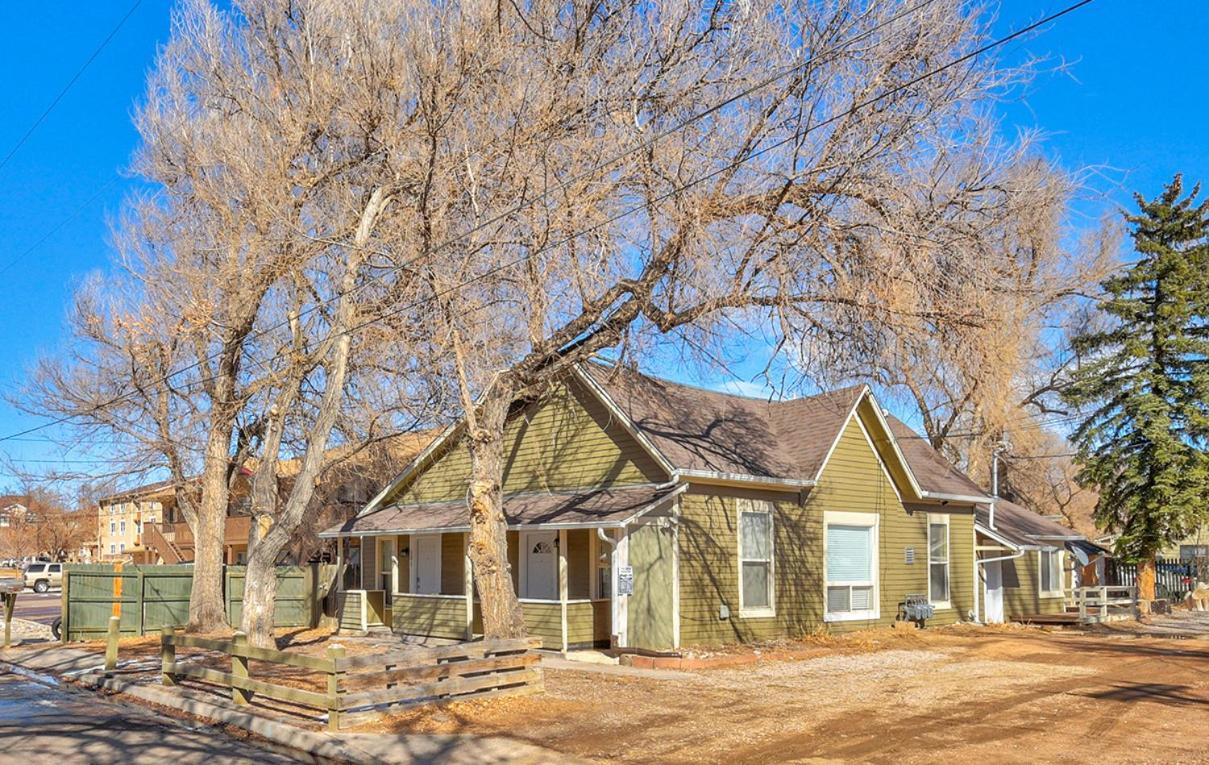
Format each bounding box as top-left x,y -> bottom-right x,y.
975,498 -> 1086,548
583,363 -> 861,480
585,364 -> 988,499
882,414 -> 988,499
323,483 -> 678,536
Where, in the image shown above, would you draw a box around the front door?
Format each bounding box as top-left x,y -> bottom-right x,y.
984,560 -> 1005,623
413,534 -> 441,594
380,538 -> 397,604
523,531 -> 558,600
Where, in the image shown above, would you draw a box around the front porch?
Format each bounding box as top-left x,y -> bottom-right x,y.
335,528 -> 617,651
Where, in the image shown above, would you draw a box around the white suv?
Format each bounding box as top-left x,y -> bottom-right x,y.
23,562 -> 62,593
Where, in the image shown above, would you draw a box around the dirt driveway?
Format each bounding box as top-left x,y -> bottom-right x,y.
370,625 -> 1209,764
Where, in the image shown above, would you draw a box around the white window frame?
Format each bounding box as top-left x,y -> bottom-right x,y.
823,511 -> 880,623
1039,549 -> 1064,598
927,514 -> 951,609
109,521 -> 115,534
736,498 -> 775,618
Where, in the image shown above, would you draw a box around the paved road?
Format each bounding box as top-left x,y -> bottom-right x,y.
0,671 -> 302,764
11,591 -> 59,625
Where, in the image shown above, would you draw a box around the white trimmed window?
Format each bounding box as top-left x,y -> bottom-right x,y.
825,512 -> 878,621
738,499 -> 774,617
1040,549 -> 1063,597
928,515 -> 950,607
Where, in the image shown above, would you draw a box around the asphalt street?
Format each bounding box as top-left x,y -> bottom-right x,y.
0,671 -> 302,764
10,591 -> 59,625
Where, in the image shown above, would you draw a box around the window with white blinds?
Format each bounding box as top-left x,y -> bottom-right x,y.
824,514 -> 878,620
738,499 -> 774,616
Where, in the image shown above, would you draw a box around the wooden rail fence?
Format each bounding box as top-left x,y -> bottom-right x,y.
160,630 -> 542,730
1074,585 -> 1138,623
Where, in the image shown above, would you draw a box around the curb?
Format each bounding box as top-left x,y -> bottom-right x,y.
619,652 -> 758,670
78,673 -> 388,765
1,656 -> 381,765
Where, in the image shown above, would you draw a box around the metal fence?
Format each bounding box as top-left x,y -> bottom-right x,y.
62,563 -> 329,642
1105,557 -> 1200,601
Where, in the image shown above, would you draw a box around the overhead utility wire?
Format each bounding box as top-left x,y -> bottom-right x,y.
0,0 -> 1096,445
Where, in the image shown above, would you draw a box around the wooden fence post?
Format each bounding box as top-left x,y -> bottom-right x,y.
2,593 -> 14,649
327,644 -> 346,732
136,568 -> 146,637
160,626 -> 176,686
60,570 -> 70,643
232,631 -> 251,705
104,615 -> 120,674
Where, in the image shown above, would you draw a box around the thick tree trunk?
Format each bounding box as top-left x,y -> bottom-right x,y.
1138,555 -> 1157,602
239,188 -> 390,646
189,424 -> 234,631
466,391 -> 526,639
241,526 -> 284,647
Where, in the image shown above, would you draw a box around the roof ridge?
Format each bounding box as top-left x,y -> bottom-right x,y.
583,359 -> 866,407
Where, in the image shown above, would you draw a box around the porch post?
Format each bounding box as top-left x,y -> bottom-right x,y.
463,533 -> 474,641
559,529 -> 569,654
334,537 -> 344,591
613,528 -> 629,648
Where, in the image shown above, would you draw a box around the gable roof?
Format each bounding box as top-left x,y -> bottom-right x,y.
344,363 -> 992,534
881,414 -> 988,501
582,363 -> 989,502
580,363 -> 861,481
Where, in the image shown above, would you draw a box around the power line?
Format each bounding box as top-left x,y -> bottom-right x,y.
0,1 -> 144,176
0,175 -> 123,277
0,0 -> 1097,445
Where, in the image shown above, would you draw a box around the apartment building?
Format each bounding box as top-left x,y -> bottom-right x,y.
97,484 -> 169,562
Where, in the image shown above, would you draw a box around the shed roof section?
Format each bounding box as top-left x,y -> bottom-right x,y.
322,483 -> 678,537
975,498 -> 1093,549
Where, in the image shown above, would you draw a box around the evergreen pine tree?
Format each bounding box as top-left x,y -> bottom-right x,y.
1063,175 -> 1209,596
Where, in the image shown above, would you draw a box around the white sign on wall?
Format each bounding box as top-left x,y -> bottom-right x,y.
617,565 -> 634,596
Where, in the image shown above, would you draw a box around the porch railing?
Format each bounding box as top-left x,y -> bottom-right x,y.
1073,585 -> 1137,623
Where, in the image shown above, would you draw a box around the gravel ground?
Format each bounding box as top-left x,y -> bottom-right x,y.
362,624 -> 1209,764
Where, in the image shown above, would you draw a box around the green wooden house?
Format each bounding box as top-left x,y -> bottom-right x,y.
321,363 -> 994,652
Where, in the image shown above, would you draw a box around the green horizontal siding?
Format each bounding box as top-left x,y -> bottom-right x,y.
385,378 -> 667,505
677,413 -> 976,648
392,594 -> 467,639
998,549 -> 1068,619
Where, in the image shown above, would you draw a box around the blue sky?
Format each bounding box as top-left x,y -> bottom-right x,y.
0,1 -> 1206,488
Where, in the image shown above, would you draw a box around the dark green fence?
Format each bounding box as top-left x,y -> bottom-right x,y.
225,565 -> 316,627
62,563 -> 326,642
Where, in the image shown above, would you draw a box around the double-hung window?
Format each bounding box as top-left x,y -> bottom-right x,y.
928,515 -> 950,607
825,512 -> 878,621
738,499 -> 774,616
1039,549 -> 1063,597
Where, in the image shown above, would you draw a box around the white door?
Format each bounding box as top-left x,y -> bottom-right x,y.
984,560 -> 1005,623
523,531 -> 558,600
413,534 -> 441,594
